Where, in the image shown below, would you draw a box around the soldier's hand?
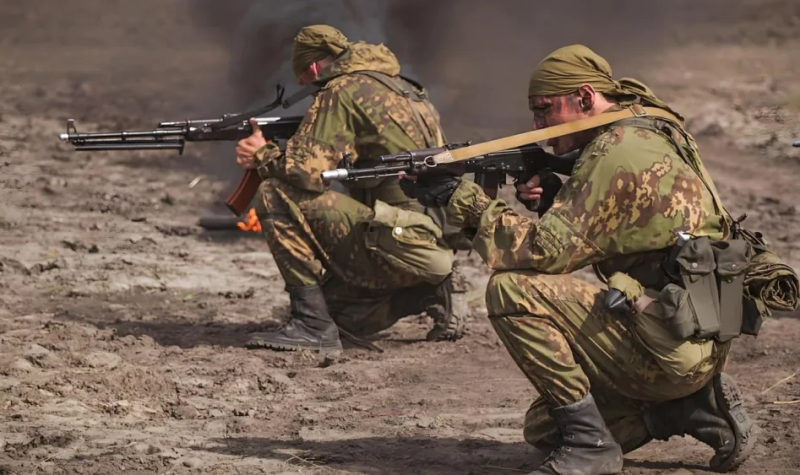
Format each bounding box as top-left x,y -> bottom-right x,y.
515,170 -> 563,217
235,118 -> 268,170
516,174 -> 544,202
399,173 -> 461,208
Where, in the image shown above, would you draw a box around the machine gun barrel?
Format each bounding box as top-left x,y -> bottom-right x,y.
58,116 -> 302,156
59,127 -> 185,142
73,141 -> 185,152
55,82 -> 318,217
58,114 -> 303,216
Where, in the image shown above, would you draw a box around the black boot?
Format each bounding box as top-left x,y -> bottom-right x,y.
530,394 -> 623,475
643,372 -> 755,472
246,285 -> 342,354
425,274 -> 467,342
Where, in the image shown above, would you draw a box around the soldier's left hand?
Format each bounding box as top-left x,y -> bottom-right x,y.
235,118 -> 268,170
399,173 -> 461,208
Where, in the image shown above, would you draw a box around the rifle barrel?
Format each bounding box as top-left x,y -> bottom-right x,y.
75,141 -> 184,151
321,165 -> 408,181
60,128 -> 186,142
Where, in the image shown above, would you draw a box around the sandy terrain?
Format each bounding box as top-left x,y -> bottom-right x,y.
1,1 -> 800,474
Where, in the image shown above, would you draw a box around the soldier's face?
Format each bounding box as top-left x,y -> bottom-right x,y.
529,94 -> 586,154
297,63 -> 320,86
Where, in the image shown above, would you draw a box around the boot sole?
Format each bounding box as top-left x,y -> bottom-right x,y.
246,340 -> 343,355
425,326 -> 465,342
711,372 -> 755,472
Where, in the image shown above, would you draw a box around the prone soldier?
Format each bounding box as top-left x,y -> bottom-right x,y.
234,25 -> 470,353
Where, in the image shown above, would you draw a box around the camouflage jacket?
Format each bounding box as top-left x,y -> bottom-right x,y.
446,111 -> 730,279
257,41 -> 445,209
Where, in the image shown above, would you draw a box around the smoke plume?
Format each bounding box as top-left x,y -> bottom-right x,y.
189,0 -> 681,141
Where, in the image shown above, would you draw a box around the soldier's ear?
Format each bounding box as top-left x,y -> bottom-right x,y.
577,85 -> 595,111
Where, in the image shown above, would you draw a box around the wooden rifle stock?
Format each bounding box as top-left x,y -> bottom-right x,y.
225,169 -> 262,216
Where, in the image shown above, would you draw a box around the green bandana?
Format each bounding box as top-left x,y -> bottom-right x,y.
528,44 -> 683,121
291,25 -> 350,79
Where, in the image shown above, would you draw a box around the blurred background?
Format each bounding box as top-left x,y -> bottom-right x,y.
1,0 -> 798,190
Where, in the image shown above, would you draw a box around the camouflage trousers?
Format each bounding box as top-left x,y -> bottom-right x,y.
256,178 -> 456,336
485,270 -> 730,453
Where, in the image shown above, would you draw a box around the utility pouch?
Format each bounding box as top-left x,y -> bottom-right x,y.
712,239 -> 751,342
657,283 -> 699,339
657,234 -> 752,342
662,236 -> 721,339
741,296 -> 766,336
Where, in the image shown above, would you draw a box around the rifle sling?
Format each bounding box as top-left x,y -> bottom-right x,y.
211,84 -> 322,131
282,84 -> 323,108
432,104 -> 682,164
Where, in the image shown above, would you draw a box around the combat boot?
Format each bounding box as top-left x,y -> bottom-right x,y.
424,274 -> 467,342
643,372 -> 755,472
246,285 -> 342,354
530,394 -> 623,475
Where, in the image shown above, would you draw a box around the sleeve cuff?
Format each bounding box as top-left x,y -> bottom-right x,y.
253,141 -> 281,166
254,142 -> 282,180
445,180 -> 493,229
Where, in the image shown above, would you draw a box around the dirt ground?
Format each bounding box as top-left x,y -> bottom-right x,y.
2,1 -> 800,474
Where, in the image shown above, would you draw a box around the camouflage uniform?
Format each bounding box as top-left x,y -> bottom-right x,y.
252,38 -> 466,340
448,115 -> 732,445
401,44 -> 772,474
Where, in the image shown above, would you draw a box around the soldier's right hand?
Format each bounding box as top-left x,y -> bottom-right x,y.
516,174 -> 544,202
235,118 -> 267,170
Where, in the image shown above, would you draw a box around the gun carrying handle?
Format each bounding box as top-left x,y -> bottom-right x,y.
225,169 -> 262,216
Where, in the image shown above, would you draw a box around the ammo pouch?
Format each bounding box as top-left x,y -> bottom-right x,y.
658,235 -> 752,343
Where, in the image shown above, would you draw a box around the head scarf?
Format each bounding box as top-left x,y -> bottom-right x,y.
528,44 -> 683,121
291,25 -> 350,79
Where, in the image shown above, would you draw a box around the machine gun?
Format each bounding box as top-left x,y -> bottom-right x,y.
58,84 -> 320,216
321,143 -> 578,213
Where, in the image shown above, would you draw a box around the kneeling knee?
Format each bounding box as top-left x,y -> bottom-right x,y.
485,271 -> 543,316
258,177 -> 284,198
258,178 -> 291,215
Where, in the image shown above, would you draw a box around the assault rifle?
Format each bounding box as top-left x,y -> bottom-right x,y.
58,84 -> 320,216
321,143 -> 578,213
